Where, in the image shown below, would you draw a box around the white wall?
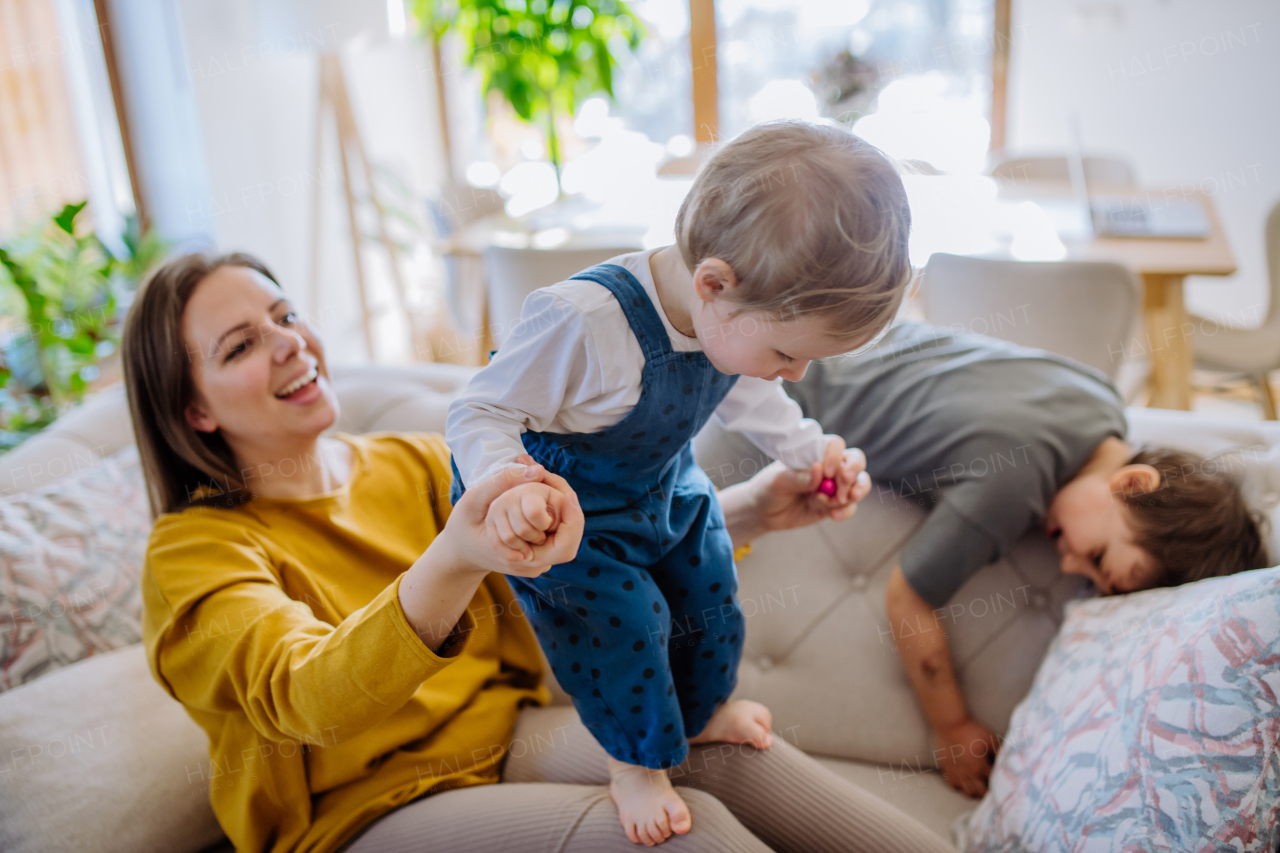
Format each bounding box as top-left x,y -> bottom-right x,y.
176,0 -> 448,364
106,0 -> 215,249
1007,0 -> 1279,325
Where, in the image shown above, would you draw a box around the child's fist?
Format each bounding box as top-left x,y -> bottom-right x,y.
485,481 -> 570,562
811,436 -> 871,513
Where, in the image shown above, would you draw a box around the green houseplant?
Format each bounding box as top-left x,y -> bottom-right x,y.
0,202 -> 166,449
412,0 -> 644,187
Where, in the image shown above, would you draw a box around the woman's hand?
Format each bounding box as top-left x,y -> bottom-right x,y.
441,460 -> 584,579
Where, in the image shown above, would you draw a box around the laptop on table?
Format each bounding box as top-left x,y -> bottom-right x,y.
1066,120 -> 1211,239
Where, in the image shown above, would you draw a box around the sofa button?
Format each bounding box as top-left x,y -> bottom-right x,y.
1029,590 -> 1050,610
851,574 -> 869,591
758,656 -> 774,671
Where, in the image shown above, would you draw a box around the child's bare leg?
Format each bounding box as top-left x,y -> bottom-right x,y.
608,757 -> 693,846
688,700 -> 773,749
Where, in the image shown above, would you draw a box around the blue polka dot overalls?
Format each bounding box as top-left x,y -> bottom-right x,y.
450,263 -> 745,769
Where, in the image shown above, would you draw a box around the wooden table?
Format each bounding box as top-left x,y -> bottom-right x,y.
997,183 -> 1237,410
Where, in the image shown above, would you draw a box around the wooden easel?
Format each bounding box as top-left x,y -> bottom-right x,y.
308,52 -> 420,360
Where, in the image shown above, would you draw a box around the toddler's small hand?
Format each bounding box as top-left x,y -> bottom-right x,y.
486,481 -> 568,561
835,448 -> 871,505
807,437 -> 870,518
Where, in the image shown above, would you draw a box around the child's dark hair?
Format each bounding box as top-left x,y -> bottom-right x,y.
1120,446 -> 1270,589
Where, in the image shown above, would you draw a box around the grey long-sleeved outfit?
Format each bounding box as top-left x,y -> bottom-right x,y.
781,322 -> 1126,608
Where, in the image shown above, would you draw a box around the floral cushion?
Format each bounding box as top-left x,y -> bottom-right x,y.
0,446 -> 150,691
966,565 -> 1280,853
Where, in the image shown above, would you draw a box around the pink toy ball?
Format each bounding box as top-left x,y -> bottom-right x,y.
818,477 -> 837,496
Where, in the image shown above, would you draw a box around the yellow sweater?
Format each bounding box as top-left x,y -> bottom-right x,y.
141,432 -> 548,853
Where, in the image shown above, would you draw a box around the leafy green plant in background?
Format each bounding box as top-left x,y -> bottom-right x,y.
0,202 -> 167,450
412,0 -> 644,187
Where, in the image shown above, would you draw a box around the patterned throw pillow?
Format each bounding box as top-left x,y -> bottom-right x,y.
0,446 -> 151,691
966,565 -> 1280,853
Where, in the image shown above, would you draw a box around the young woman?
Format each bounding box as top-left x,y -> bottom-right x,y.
123,252 -> 955,853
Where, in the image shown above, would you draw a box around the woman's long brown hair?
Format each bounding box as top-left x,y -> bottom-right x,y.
121,252 -> 279,518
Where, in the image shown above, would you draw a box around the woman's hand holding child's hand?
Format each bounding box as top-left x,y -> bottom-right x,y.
486,482 -> 571,562
445,456 -> 583,578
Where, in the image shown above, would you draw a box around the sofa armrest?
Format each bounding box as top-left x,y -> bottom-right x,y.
0,644 -> 225,853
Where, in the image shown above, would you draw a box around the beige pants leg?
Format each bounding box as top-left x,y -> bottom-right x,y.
342,703 -> 774,853
342,780 -> 771,853
504,706 -> 956,853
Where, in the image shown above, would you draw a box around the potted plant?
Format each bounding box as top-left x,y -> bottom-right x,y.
411,0 -> 644,190
0,202 -> 167,450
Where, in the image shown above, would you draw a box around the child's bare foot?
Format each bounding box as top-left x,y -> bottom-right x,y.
607,757 -> 692,846
687,699 -> 774,749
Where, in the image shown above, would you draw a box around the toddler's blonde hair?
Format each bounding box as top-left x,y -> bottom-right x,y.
675,120 -> 912,341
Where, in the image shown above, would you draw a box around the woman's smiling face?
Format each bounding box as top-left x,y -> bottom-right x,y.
181,264 -> 339,449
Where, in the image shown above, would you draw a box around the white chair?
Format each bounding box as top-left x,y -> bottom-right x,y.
429,184 -> 505,234
656,144 -> 712,177
990,155 -> 1136,187
425,185 -> 507,363
482,246 -> 637,348
1189,199 -> 1280,420
920,253 -> 1140,380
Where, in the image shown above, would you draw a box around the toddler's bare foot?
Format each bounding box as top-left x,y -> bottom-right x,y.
607,757 -> 692,846
687,699 -> 774,749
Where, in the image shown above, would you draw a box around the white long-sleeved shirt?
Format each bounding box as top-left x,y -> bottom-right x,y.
446,248 -> 828,486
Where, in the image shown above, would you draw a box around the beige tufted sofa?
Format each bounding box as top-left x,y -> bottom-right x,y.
1,362 -> 1278,852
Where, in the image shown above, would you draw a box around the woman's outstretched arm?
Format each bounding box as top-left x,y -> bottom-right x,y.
142,462 -> 581,745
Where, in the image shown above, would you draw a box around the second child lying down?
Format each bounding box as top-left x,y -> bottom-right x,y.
780,321 -> 1270,797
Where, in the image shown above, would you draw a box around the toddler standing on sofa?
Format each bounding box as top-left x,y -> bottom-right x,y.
445,121 -> 913,845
